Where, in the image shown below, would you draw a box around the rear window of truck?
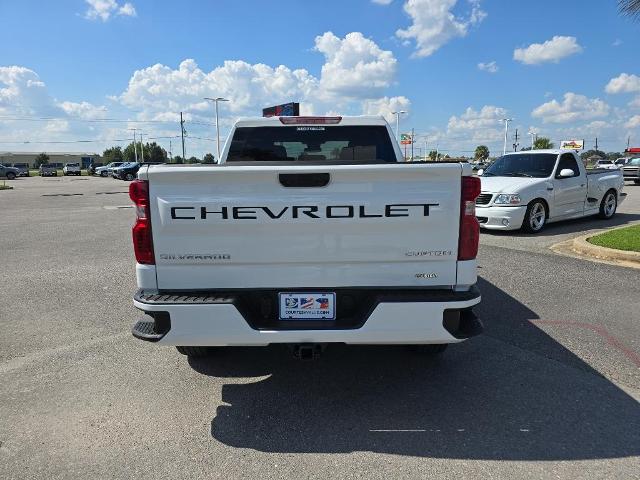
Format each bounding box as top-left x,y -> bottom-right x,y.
226,126 -> 397,163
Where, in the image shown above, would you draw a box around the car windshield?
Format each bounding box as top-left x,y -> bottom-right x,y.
482,153 -> 557,178
227,125 -> 397,163
598,160 -> 612,164
628,158 -> 640,166
67,163 -> 79,167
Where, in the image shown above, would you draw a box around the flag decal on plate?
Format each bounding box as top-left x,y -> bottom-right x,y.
279,292 -> 336,320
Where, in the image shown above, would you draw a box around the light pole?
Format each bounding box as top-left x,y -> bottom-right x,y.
391,110 -> 407,142
205,97 -> 229,161
501,118 -> 513,155
139,132 -> 145,162
528,130 -> 537,150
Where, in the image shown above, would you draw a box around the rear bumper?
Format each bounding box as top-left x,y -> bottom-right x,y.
132,287 -> 482,346
476,205 -> 526,231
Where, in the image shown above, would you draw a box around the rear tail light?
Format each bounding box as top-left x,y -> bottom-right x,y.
129,179 -> 155,264
458,176 -> 481,261
279,116 -> 342,125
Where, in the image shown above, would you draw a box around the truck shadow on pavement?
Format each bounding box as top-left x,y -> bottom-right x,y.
482,212 -> 640,238
189,277 -> 640,460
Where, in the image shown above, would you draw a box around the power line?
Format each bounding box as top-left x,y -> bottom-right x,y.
0,115 -> 215,126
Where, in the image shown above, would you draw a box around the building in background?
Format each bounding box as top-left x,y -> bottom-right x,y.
0,152 -> 101,169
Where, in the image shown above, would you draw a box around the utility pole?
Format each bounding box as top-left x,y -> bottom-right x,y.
129,128 -> 138,162
501,118 -> 513,155
627,136 -> 631,151
391,110 -> 407,142
139,132 -> 144,162
169,140 -> 172,161
424,138 -> 428,161
204,97 -> 229,161
594,137 -> 599,152
513,128 -> 519,152
411,128 -> 414,160
180,112 -> 186,160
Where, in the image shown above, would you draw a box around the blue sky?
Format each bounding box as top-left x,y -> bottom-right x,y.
1,0 -> 639,157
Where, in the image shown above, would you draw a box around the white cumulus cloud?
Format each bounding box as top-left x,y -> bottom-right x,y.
513,36 -> 582,65
362,96 -> 411,123
396,0 -> 486,58
84,0 -> 137,22
371,0 -> 394,4
605,73 -> 640,94
625,115 -> 640,129
531,93 -> 609,124
477,61 -> 498,73
447,105 -> 507,142
315,32 -> 397,98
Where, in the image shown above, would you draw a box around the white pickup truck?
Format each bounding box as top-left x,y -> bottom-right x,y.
129,116 -> 483,359
477,150 -> 626,232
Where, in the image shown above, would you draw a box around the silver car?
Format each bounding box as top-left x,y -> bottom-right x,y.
0,163 -> 20,180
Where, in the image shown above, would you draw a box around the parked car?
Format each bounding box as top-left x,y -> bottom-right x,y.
594,159 -> 618,170
88,162 -> 104,175
95,162 -> 124,177
39,164 -> 57,177
476,150 -> 626,232
622,157 -> 640,184
63,162 -> 81,176
0,163 -> 20,180
615,158 -> 630,167
13,163 -> 30,177
114,162 -> 141,181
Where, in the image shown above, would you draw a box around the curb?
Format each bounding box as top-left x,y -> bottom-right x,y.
551,223 -> 640,269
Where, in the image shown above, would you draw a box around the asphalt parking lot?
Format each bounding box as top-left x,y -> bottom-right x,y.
1,176 -> 639,479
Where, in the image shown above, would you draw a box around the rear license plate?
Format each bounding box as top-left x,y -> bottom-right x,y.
279,292 -> 336,320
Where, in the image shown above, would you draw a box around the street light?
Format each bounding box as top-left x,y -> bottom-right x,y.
528,129 -> 537,150
501,118 -> 513,155
391,110 -> 407,142
128,128 -> 138,162
204,97 -> 229,161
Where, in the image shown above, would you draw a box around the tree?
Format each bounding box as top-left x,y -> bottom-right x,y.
474,145 -> 490,161
34,153 -> 50,168
123,142 -> 142,162
186,156 -> 200,164
143,142 -> 167,163
580,149 -> 606,161
533,137 -> 554,149
173,155 -> 184,164
103,146 -> 124,163
619,0 -> 640,20
202,153 -> 216,164
428,150 -> 438,161
606,151 -> 623,161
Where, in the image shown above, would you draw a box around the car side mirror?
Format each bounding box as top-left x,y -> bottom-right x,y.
477,169 -> 484,176
558,168 -> 575,178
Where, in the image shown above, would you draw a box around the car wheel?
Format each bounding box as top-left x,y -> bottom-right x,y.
125,173 -> 135,181
522,200 -> 547,233
635,180 -> 640,185
101,171 -> 107,177
176,346 -> 216,357
6,172 -> 16,180
598,190 -> 617,219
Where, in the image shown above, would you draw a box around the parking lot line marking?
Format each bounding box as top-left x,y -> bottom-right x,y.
41,193 -> 84,197
95,192 -> 128,195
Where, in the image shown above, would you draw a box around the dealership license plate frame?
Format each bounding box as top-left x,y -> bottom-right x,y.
278,292 -> 336,320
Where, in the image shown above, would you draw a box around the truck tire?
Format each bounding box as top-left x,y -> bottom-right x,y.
598,190 -> 617,219
521,200 -> 547,233
6,172 -> 16,180
176,346 -> 214,357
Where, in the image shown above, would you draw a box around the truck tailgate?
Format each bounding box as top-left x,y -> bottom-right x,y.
147,163 -> 462,290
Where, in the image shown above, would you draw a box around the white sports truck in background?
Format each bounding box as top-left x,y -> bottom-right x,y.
129,116 -> 483,359
476,150 -> 626,232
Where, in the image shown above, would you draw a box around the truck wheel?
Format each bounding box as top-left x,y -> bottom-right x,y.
125,173 -> 135,181
176,346 -> 214,357
598,190 -> 617,219
6,172 -> 16,180
521,200 -> 547,233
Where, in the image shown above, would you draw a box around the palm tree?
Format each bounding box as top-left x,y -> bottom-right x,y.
619,0 -> 640,19
533,137 -> 554,150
